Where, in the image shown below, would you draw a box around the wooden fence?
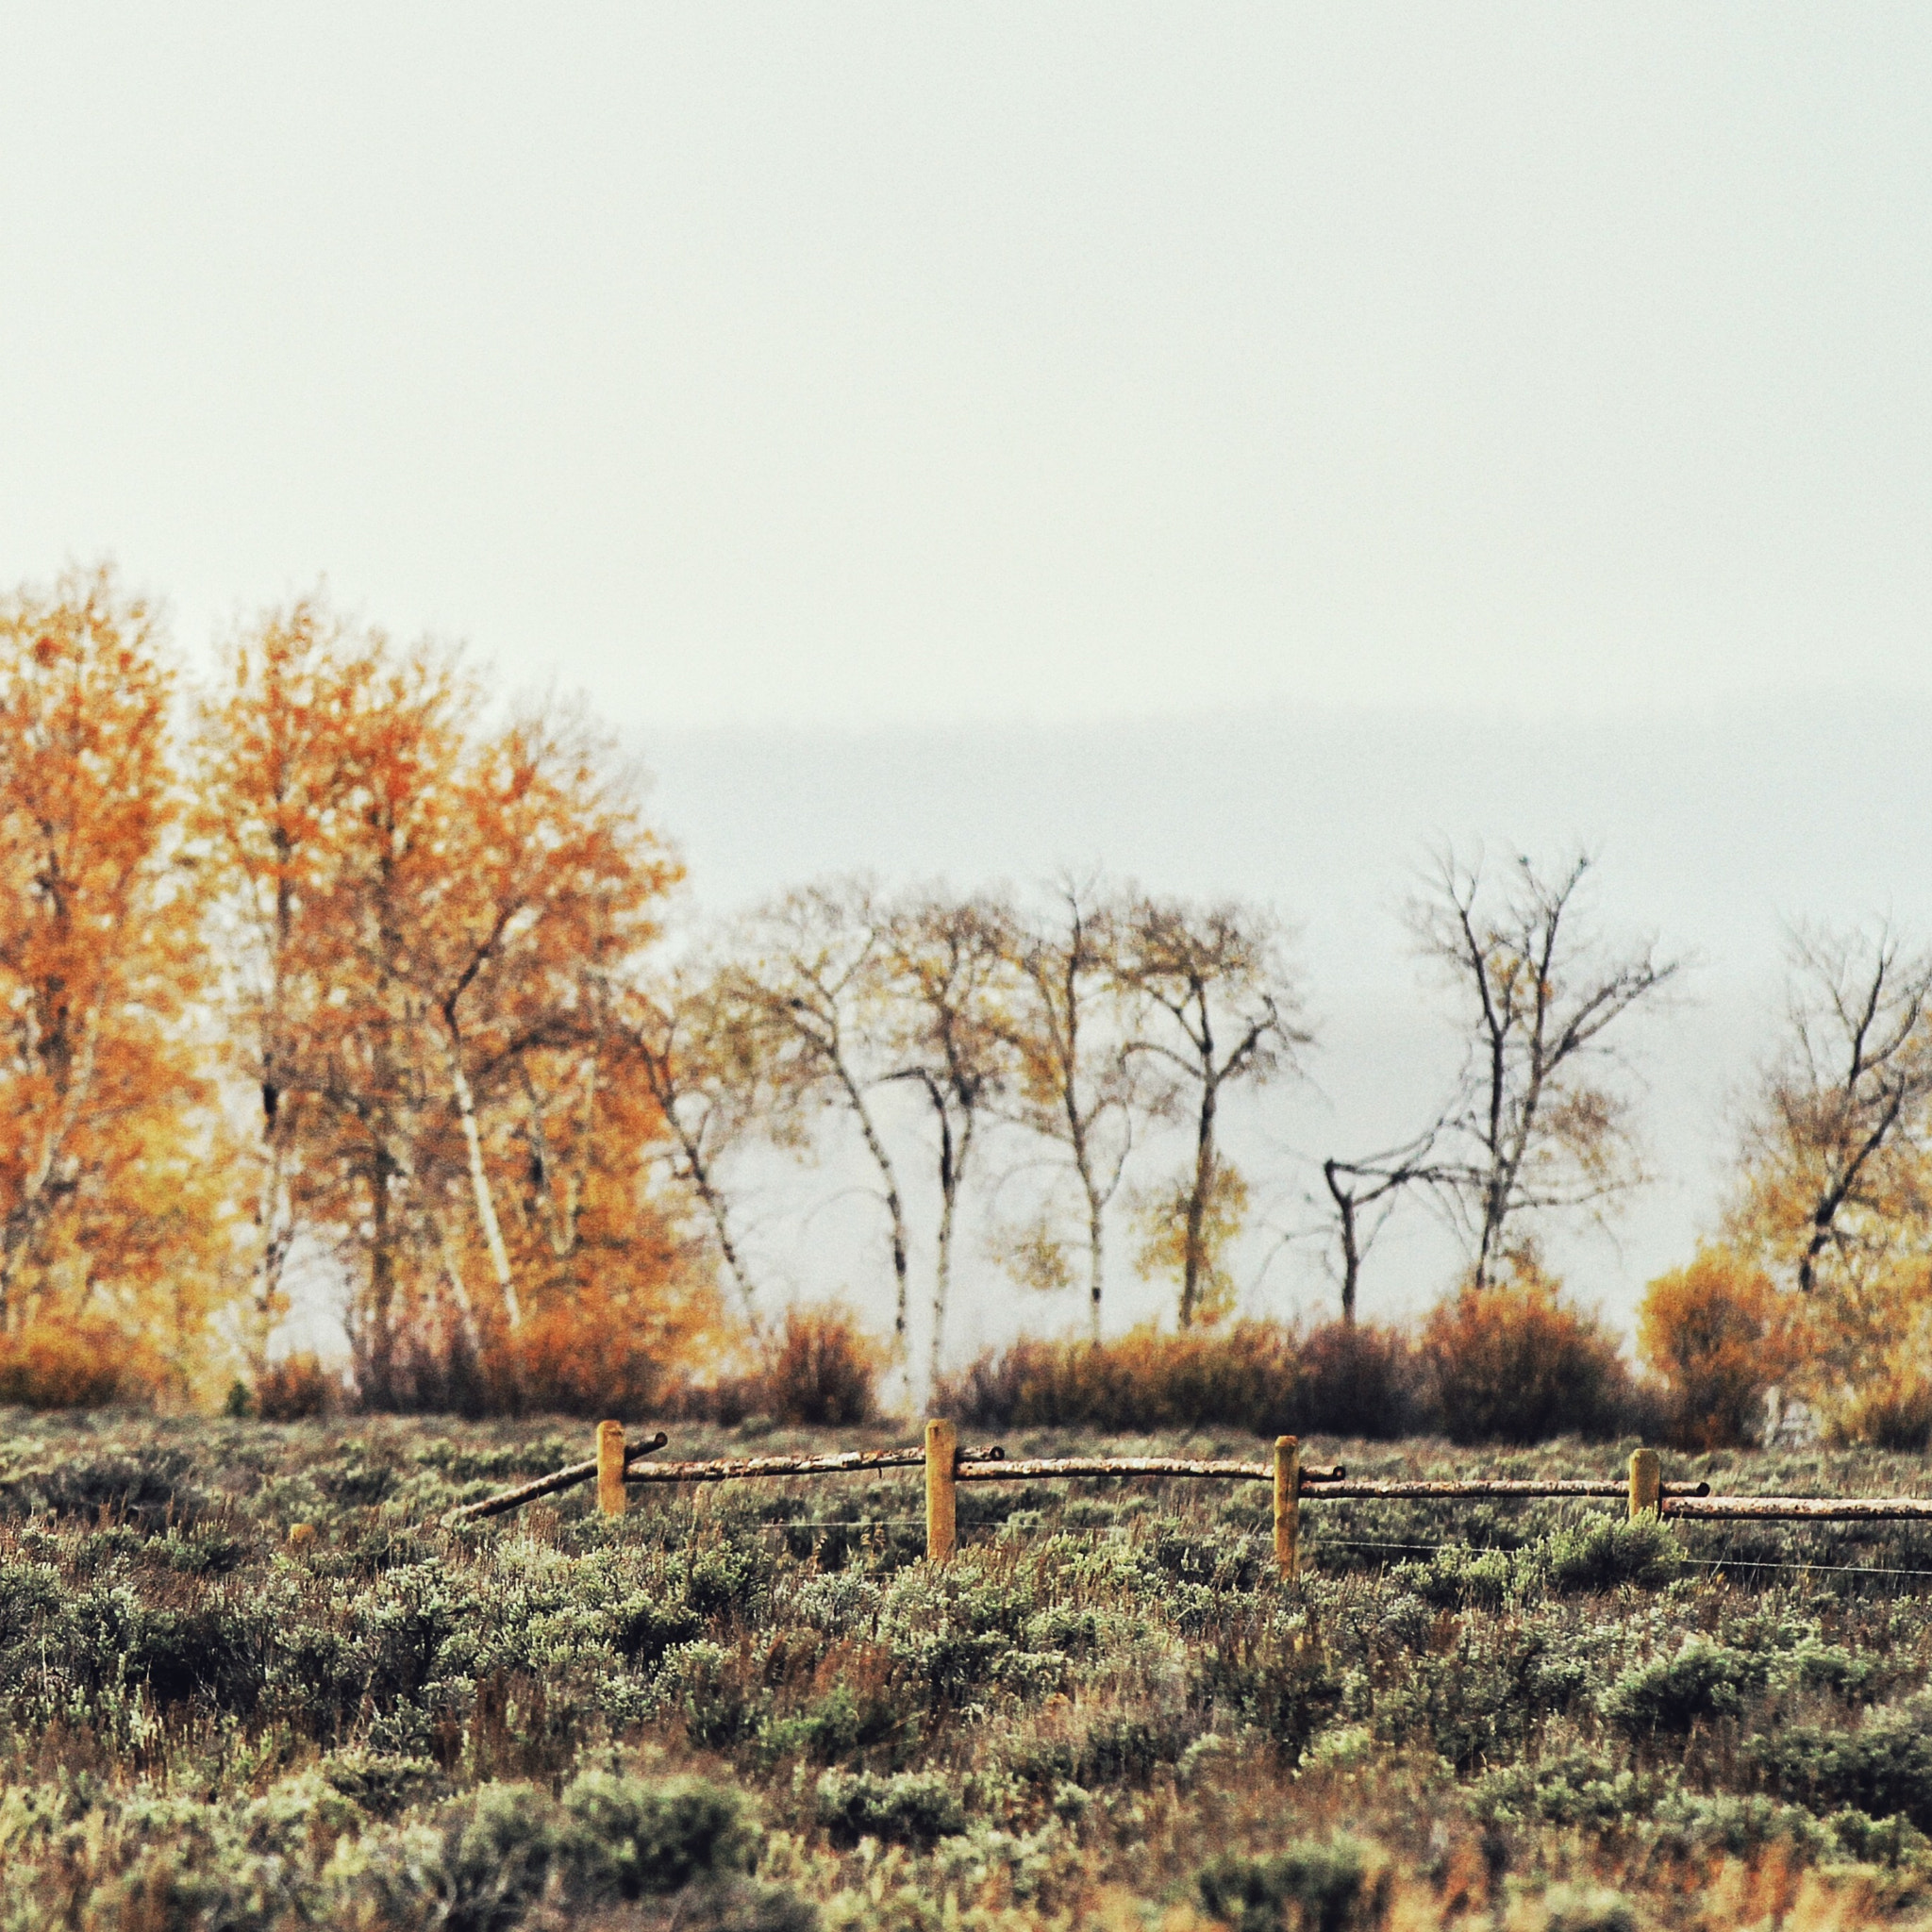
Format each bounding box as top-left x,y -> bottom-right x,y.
436,1425 -> 1932,1579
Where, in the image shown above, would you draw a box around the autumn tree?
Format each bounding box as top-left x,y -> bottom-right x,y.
1409,849 -> 1677,1290
1119,896 -> 1307,1326
199,602 -> 703,1409
1731,923 -> 1932,1294
0,566 -> 239,1393
993,876 -> 1158,1341
193,599 -> 384,1369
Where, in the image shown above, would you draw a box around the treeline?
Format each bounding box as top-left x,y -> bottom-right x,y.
4,566 -> 1932,1441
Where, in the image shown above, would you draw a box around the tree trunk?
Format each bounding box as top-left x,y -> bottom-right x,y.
444,1022 -> 520,1331
1086,1187 -> 1107,1343
1180,1075 -> 1218,1327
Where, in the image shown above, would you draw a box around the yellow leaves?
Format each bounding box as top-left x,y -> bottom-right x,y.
987,1215 -> 1076,1295
1132,1159 -> 1249,1326
198,594 -> 701,1405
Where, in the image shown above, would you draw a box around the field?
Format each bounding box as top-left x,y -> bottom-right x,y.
6,1418 -> 1932,1930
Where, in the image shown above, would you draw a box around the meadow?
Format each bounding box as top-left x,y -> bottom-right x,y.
5,1413 -> 1932,1930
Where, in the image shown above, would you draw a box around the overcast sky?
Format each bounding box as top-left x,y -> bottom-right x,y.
4,8 -> 1927,728
6,8 -> 1928,1350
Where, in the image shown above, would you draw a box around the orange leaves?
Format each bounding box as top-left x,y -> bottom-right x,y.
0,566 -> 238,1397
197,594 -> 699,1408
1637,1244 -> 1800,1449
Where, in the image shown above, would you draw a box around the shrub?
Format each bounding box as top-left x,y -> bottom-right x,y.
1602,1637 -> 1758,1738
29,1446 -> 206,1528
504,1298 -> 675,1419
812,1769 -> 966,1847
1536,1885 -> 1638,1932
1420,1268 -> 1634,1444
1543,1515 -> 1679,1594
0,1323 -> 142,1409
1637,1245 -> 1797,1449
559,1772 -> 758,1898
1197,1835 -> 1391,1932
1293,1322 -> 1421,1439
1826,1370 -> 1932,1453
939,1324 -> 1300,1435
255,1352 -> 340,1422
439,1783 -> 561,1932
762,1304 -> 878,1426
1747,1695 -> 1932,1832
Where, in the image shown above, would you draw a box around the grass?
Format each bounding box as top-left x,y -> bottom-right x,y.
4,1414 -> 1932,1927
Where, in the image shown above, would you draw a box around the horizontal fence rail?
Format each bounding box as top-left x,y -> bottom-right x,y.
1661,1495 -> 1932,1522
430,1424 -> 1932,1582
955,1456 -> 1346,1485
625,1445 -> 1007,1484
1312,1477 -> 1710,1501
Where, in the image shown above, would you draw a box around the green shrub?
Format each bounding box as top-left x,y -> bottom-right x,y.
1534,1884 -> 1637,1932
1197,1834 -> 1391,1932
812,1769 -> 965,1847
1747,1695 -> 1932,1831
1543,1515 -> 1679,1594
439,1783 -> 561,1932
559,1772 -> 757,1898
1602,1637 -> 1760,1738
27,1447 -> 206,1528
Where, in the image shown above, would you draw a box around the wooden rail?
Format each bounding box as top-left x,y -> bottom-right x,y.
441,1429 -> 668,1524
1311,1477 -> 1710,1501
436,1425 -> 1932,1584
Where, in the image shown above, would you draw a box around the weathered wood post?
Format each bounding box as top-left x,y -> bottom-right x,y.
597,1420 -> 626,1518
1274,1435 -> 1300,1580
925,1418 -> 958,1563
1628,1446 -> 1661,1521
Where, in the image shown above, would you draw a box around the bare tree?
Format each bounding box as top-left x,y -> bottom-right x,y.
1119,897 -> 1309,1326
1410,848 -> 1678,1289
994,876 -> 1159,1341
624,960 -> 769,1331
724,879 -> 914,1364
1320,1127 -> 1444,1326
879,890 -> 1016,1393
1739,923 -> 1932,1292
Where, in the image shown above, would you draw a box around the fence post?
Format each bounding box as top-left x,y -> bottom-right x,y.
925,1418 -> 958,1563
1274,1435 -> 1300,1580
597,1421 -> 626,1518
1628,1446 -> 1661,1521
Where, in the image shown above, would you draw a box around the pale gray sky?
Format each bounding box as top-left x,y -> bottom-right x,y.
7,8 -> 1929,1355
4,8 -> 1927,726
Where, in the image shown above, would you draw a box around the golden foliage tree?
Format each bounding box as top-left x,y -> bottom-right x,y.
198,597 -> 712,1411
0,567 -> 240,1399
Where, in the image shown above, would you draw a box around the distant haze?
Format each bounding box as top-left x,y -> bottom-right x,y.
5,9 -> 1925,1364
640,698 -> 1931,1354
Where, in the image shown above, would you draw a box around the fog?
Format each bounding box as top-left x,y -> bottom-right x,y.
630,695 -> 1924,1358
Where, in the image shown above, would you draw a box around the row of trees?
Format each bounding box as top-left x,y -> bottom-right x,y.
4,564 -> 1930,1420
641,854 -> 1686,1396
